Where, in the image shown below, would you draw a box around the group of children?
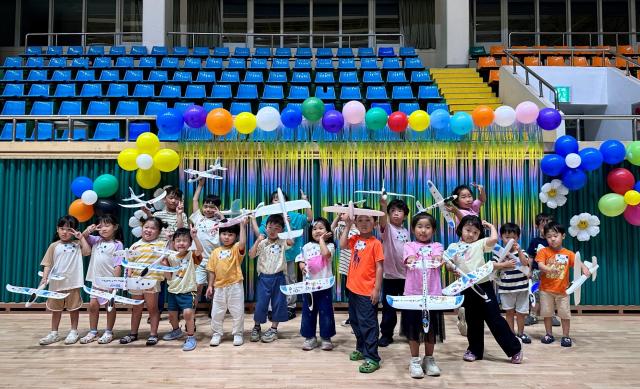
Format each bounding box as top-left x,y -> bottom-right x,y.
35,180 -> 591,378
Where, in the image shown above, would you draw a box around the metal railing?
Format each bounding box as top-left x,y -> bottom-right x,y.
503,50 -> 560,109
508,32 -> 638,48
0,115 -> 155,141
563,115 -> 640,142
25,32 -> 143,47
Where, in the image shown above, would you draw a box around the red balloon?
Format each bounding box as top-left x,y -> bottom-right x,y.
607,168 -> 635,195
387,111 -> 408,132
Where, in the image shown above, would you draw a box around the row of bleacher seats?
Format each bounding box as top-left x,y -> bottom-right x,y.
478,55 -> 639,69
22,45 -> 418,59
477,44 -> 640,58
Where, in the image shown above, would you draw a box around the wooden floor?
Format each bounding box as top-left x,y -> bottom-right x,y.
1,312 -> 639,388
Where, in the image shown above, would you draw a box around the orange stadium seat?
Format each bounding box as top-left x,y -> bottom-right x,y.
500,56 -> 514,66
547,56 -> 566,66
570,57 -> 588,67
490,45 -> 504,57
591,57 -> 612,67
477,56 -> 498,69
616,57 -> 638,69
524,56 -> 541,66
617,45 -> 634,55
489,70 -> 500,85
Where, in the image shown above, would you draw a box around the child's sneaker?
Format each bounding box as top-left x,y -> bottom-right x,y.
233,334 -> 244,346
182,335 -> 197,351
341,318 -> 351,327
250,326 -> 261,342
261,327 -> 278,343
422,356 -> 441,376
320,338 -> 334,351
409,357 -> 424,379
162,327 -> 184,341
541,334 -> 555,344
552,316 -> 561,326
80,331 -> 98,344
302,337 -> 318,351
517,333 -> 532,344
98,332 -> 113,344
462,350 -> 477,362
39,332 -> 61,346
64,330 -> 80,345
358,359 -> 380,374
561,336 -> 572,347
524,315 -> 538,326
209,334 -> 221,346
457,308 -> 468,336
349,350 -> 364,361
511,350 -> 524,364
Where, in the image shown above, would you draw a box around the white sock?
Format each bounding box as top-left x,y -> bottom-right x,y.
69,329 -> 78,335
50,331 -> 58,336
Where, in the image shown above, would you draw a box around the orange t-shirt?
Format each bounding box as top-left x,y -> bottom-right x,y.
535,247 -> 575,294
346,235 -> 384,296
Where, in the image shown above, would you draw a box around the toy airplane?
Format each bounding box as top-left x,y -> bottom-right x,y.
184,159 -> 226,183
529,280 -> 540,307
355,178 -> 415,201
220,199 -> 242,216
83,286 -> 144,309
427,180 -> 456,229
566,252 -> 599,305
254,188 -> 311,240
216,203 -> 265,228
441,245 -> 491,300
87,276 -> 156,311
119,187 -> 167,209
280,276 -> 335,311
6,284 -> 69,303
492,239 -> 530,277
121,258 -> 181,276
323,201 -> 385,221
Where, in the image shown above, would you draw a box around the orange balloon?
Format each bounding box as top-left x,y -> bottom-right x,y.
471,105 -> 495,127
68,199 -> 94,222
206,108 -> 233,136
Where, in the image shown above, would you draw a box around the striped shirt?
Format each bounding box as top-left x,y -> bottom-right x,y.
496,252 -> 529,293
334,222 -> 359,276
128,239 -> 167,282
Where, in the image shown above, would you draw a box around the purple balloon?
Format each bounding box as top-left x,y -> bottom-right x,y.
536,108 -> 562,131
321,110 -> 345,134
183,105 -> 207,128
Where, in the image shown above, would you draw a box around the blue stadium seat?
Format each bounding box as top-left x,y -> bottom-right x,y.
267,72 -> 287,84
25,46 -> 42,56
138,56 -> 156,68
378,47 -> 396,57
130,46 -> 148,56
262,85 -> 284,100
87,101 -> 110,115
399,47 -> 417,58
0,123 -> 27,141
418,85 -> 442,100
193,46 -> 210,56
27,70 -> 47,81
115,57 -> 134,68
213,47 -> 230,58
123,70 -> 143,82
47,46 -> 63,56
230,102 -> 252,115
315,86 -> 336,100
28,84 -> 50,97
87,46 -> 105,56
371,102 -> 392,115
185,84 -> 206,98
196,71 -> 216,83
148,70 -> 168,82
172,46 -> 189,56
288,85 -> 310,100
360,58 -> 379,70
338,71 -> 358,84
172,71 -> 193,82
315,71 -> 335,85
392,85 -> 414,100
2,70 -> 23,81
293,59 -> 312,70
382,57 -> 401,70
203,102 -> 223,112
404,57 -> 424,70
236,84 -> 258,100
340,86 -> 362,100
30,101 -> 53,115
115,101 -> 139,115
92,123 -> 121,141
151,46 -> 168,56
80,83 -> 102,97
316,48 -> 333,58
160,57 -> 179,69
324,103 -> 336,112
57,128 -> 87,141
386,70 -> 408,84
133,84 -> 155,98
249,58 -> 268,70
211,84 -> 232,99
291,72 -> 311,85
271,58 -> 290,70
182,57 -> 202,69
92,57 -> 111,68
357,47 -> 375,58
315,58 -> 334,70
2,101 -> 25,115
204,57 -> 223,70
337,48 -> 354,58
53,83 -> 76,97
75,70 -> 95,81
159,85 -> 182,98
295,47 -> 312,58
219,71 -> 240,84
254,47 -> 272,58
233,47 -> 250,58
28,123 -> 54,141
99,70 -> 120,81
227,58 -> 246,70
244,71 -> 264,83
51,70 -> 71,81
66,46 -> 83,56
362,71 -> 383,85
411,70 -> 432,84
2,84 -> 24,97
128,122 -> 150,140
47,57 -> 67,68
366,86 -> 388,100
172,102 -> 192,113
58,101 -> 82,115
26,57 -> 44,67
106,83 -> 128,97
3,57 -> 22,67
338,58 -> 356,70
144,101 -> 168,115
275,48 -> 291,58
258,102 -> 280,111
427,102 -> 448,114
399,102 -> 420,115
158,128 -> 180,141
71,57 -> 89,68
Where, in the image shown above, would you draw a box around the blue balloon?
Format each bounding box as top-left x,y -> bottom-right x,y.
450,112 -> 473,135
280,106 -> 303,128
554,135 -> 579,157
156,108 -> 184,135
71,176 -> 93,198
540,154 -> 567,177
561,168 -> 587,191
599,139 -> 626,165
430,109 -> 450,131
578,147 -> 603,171
634,181 -> 640,193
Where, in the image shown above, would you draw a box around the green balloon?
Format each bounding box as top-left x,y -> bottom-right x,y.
301,97 -> 325,122
93,174 -> 119,198
598,193 -> 626,217
626,141 -> 640,166
365,107 -> 388,130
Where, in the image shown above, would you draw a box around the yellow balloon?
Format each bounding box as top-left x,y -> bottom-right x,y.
153,148 -> 180,172
408,110 -> 430,132
117,148 -> 139,171
136,132 -> 160,155
136,167 -> 161,189
624,190 -> 640,206
234,112 -> 257,134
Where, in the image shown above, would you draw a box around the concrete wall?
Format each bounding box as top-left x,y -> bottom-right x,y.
142,0 -> 172,48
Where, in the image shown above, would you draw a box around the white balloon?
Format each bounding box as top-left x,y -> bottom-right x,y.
256,106 -> 281,132
131,226 -> 142,238
81,190 -> 98,205
493,106 -> 517,127
128,216 -> 140,228
133,209 -> 146,219
136,153 -> 154,170
565,153 -> 582,169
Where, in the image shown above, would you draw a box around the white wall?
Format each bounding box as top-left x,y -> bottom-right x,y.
444,0 -> 469,66
142,0 -> 172,48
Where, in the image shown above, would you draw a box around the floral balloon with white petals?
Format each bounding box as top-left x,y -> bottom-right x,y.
569,213 -> 600,242
539,179 -> 569,209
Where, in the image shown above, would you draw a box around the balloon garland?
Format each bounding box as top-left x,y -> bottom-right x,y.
69,174 -> 119,222
116,133 -> 180,189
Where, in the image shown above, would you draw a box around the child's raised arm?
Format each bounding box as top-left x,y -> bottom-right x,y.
445,204 -> 464,221
72,229 -> 92,256
339,218 -> 353,249
190,227 -> 204,258
300,189 -> 313,222
248,234 -> 265,259
176,199 -> 185,229
249,215 -> 262,237
473,183 -> 487,205
238,219 -> 247,255
482,220 -> 498,248
378,197 -> 388,230
330,214 -> 340,231
319,232 -> 333,259
192,178 -> 205,214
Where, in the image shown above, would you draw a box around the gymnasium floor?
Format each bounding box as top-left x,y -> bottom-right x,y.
0,312 -> 638,388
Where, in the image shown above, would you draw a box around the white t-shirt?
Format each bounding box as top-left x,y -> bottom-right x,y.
40,241 -> 85,291
189,209 -> 220,267
295,242 -> 335,280
255,239 -> 290,275
85,236 -> 123,283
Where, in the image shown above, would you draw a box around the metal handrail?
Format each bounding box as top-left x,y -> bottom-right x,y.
503,50 -> 560,110
25,32 -> 143,47
562,114 -> 640,142
508,31 -> 637,47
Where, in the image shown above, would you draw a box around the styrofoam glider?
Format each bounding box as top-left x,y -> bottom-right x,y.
91,276 -> 156,311
492,239 -> 531,277
254,188 -> 311,240
565,252 -> 598,305
441,245 -> 492,300
83,286 -> 144,307
119,187 -> 167,209
6,284 -> 69,302
220,199 -> 243,216
355,178 -> 415,201
280,276 -> 335,311
213,202 -> 266,230
184,158 -> 226,183
121,258 -> 181,274
323,201 -> 385,221
427,180 -> 456,229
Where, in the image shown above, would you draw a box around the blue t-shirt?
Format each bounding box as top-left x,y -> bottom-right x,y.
526,236 -> 548,270
259,211 -> 308,262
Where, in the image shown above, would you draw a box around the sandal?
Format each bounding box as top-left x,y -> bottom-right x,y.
349,350 -> 364,361
358,359 -> 380,374
98,332 -> 114,344
146,335 -> 159,346
119,334 -> 138,344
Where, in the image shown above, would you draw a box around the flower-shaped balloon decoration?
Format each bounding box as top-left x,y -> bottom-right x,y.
539,179 -> 569,209
568,213 -> 600,241
69,174 -> 119,222
540,135 -> 604,191
598,168 -> 640,226
126,188 -> 166,238
117,133 -> 180,189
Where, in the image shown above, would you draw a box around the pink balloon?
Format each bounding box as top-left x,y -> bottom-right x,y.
624,204 -> 640,226
515,101 -> 540,124
342,100 -> 366,125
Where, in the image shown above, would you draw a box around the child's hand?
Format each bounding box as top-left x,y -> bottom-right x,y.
142,207 -> 153,216
513,242 -> 521,252
370,287 -> 380,305
380,196 -> 388,208
161,257 -> 169,266
582,267 -> 592,277
300,189 -> 308,201
444,204 -> 456,212
257,234 -> 266,242
286,239 -> 294,246
197,177 -> 205,187
190,226 -> 198,239
164,229 -> 174,241
83,224 -> 97,235
71,229 -> 83,240
176,200 -> 184,214
321,232 -> 332,241
39,277 -> 48,287
481,220 -> 492,229
205,286 -> 214,299
471,182 -> 483,190
503,259 -> 516,269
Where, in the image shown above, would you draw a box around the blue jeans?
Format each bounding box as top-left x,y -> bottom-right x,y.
348,290 -> 380,362
254,272 -> 288,324
300,288 -> 336,339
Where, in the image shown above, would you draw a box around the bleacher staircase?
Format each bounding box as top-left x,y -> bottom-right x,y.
430,68 -> 501,113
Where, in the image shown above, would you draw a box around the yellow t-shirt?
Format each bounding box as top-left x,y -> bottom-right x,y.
167,251 -> 202,294
207,243 -> 244,288
128,239 -> 167,282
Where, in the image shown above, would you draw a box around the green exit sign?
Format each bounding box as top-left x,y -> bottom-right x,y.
556,86 -> 571,103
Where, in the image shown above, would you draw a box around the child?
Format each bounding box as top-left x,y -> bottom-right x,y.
525,213 -> 557,326
80,214 -> 124,344
497,223 -> 531,344
445,215 -> 523,364
248,214 -> 293,343
148,186 -> 188,236
535,222 -> 591,347
206,220 -> 247,347
296,218 -> 336,351
119,217 -> 167,346
402,213 -> 445,378
38,215 -> 91,346
161,227 -> 204,351
340,209 -> 384,374
331,210 -> 359,326
378,198 -> 410,347
252,189 -> 313,319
